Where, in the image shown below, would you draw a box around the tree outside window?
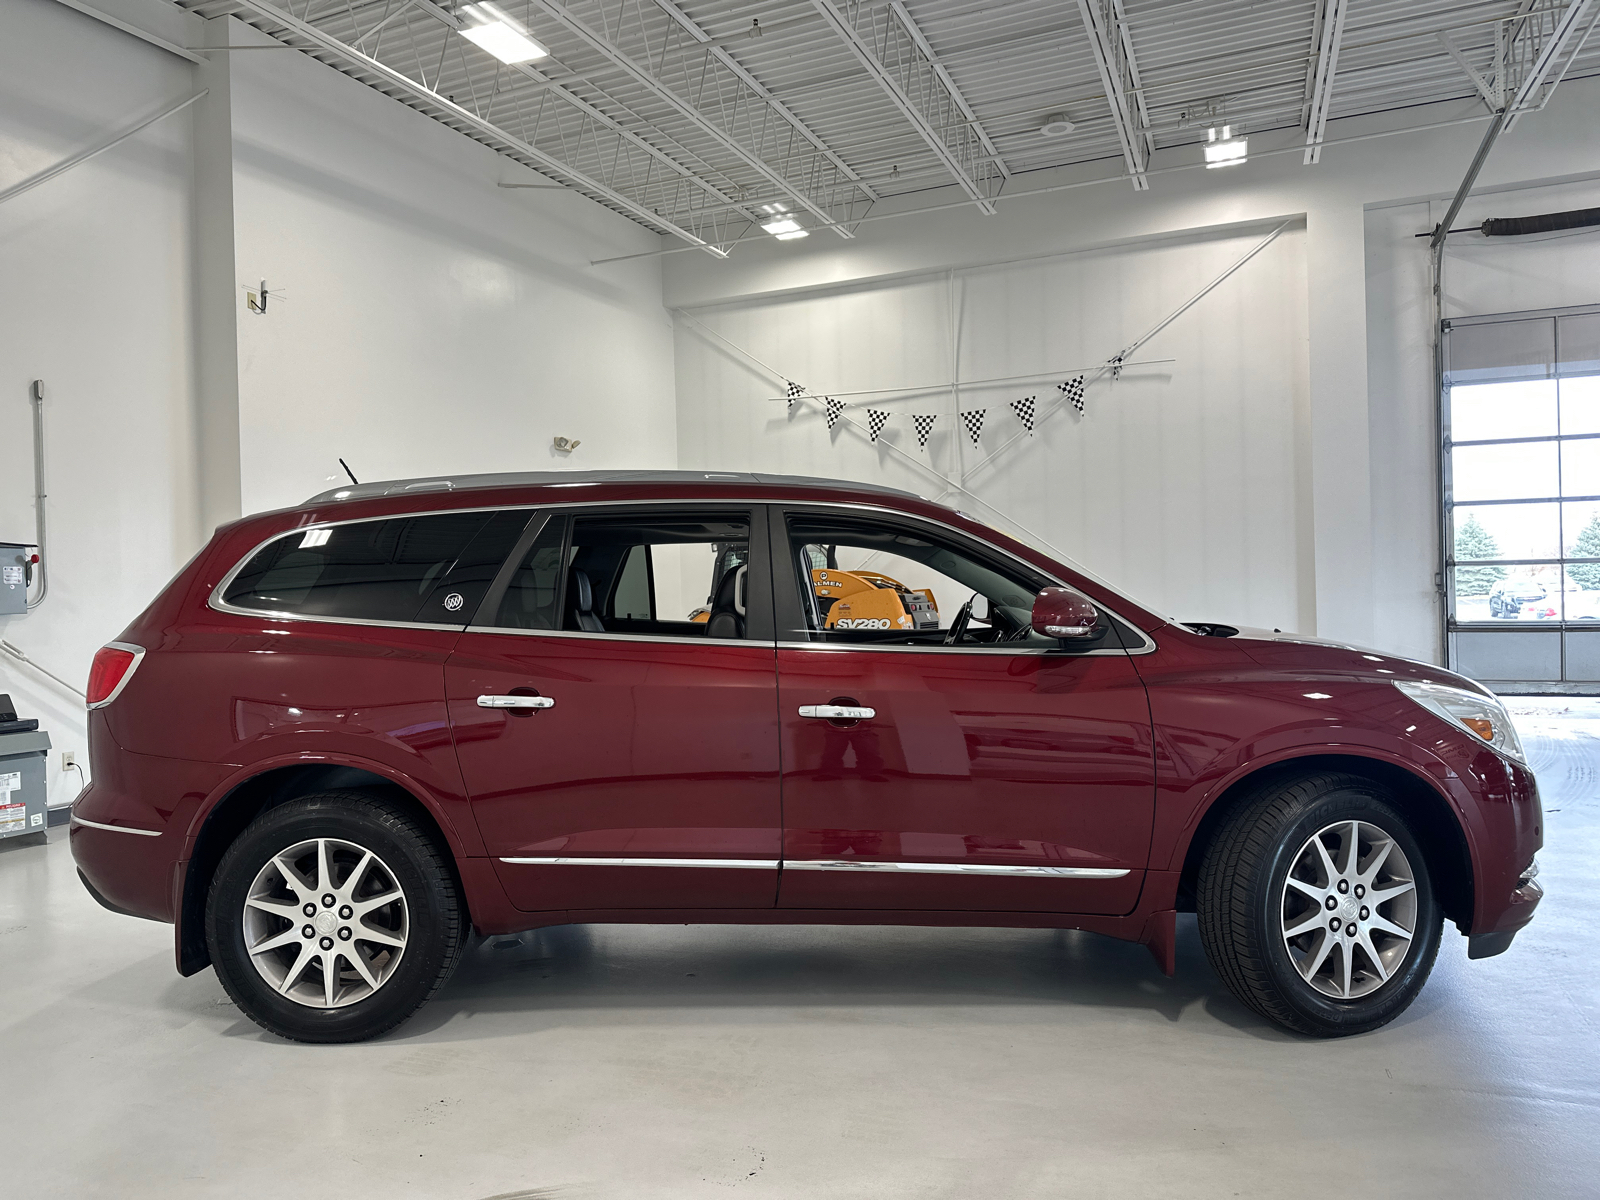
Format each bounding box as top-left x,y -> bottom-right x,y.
1454,515 -> 1506,596
1568,514 -> 1600,590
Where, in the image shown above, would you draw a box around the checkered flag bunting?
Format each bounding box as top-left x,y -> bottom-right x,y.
1059,375 -> 1086,415
1010,395 -> 1036,435
960,409 -> 986,446
825,397 -> 844,431
912,413 -> 937,450
784,380 -> 805,415
866,408 -> 890,444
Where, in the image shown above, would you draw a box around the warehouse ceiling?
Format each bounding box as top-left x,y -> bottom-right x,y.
172,0 -> 1600,255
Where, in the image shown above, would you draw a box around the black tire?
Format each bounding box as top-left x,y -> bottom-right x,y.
205,792 -> 466,1043
1197,773 -> 1443,1037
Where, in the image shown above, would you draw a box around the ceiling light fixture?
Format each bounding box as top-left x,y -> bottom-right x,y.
758,203 -> 808,240
1039,112 -> 1075,138
1204,124 -> 1247,168
761,216 -> 807,240
458,2 -> 548,64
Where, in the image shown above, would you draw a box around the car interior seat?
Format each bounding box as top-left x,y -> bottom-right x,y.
705,565 -> 747,639
567,569 -> 605,633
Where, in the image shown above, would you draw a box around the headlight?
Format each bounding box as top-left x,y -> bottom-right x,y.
1395,680 -> 1526,765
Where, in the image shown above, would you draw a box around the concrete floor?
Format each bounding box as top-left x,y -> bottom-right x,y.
2,704 -> 1596,1199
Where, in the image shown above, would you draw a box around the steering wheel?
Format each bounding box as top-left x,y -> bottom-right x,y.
943,595 -> 976,645
1002,607 -> 1033,641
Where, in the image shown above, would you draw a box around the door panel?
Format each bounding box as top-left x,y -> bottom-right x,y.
776,646 -> 1153,913
447,505 -> 781,913
449,634 -> 781,911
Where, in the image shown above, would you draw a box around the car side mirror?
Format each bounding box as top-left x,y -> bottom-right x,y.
1032,587 -> 1106,643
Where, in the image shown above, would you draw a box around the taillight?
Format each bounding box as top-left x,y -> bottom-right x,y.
86,643 -> 144,709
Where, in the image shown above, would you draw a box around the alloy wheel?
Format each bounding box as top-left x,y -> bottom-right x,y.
1280,819 -> 1418,1000
240,837 -> 409,1009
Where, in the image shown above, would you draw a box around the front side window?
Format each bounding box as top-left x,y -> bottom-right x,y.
489,511 -> 753,640
783,512 -> 1100,648
222,509 -> 530,625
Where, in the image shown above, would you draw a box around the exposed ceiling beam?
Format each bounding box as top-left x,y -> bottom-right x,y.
1074,0 -> 1148,190
650,0 -> 880,205
884,0 -> 1008,178
1435,29 -> 1499,111
807,0 -> 1001,213
402,0 -> 755,226
528,0 -> 864,237
1503,0 -> 1600,130
225,0 -> 738,255
1301,0 -> 1348,164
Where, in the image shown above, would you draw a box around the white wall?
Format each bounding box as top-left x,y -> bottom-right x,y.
676,223 -> 1313,632
0,0 -> 201,807
665,76 -> 1600,664
0,0 -> 678,804
226,20 -> 677,513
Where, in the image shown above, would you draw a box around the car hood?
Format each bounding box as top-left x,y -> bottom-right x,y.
1205,625 -> 1496,697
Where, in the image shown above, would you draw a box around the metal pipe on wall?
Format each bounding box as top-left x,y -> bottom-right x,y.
27,381 -> 47,610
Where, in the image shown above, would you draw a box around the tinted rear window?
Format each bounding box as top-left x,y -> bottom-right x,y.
223,511 -> 510,624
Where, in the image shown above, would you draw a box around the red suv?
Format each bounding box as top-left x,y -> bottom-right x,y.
71,472 -> 1543,1042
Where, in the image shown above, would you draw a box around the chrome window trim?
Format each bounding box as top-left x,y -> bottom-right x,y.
466,626 -> 779,648
783,859 -> 1130,879
86,641 -> 148,710
773,640 -> 1129,658
498,856 -> 779,869
207,497 -> 1158,654
70,814 -> 162,837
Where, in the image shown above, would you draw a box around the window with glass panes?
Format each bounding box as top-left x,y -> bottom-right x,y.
1444,306 -> 1600,684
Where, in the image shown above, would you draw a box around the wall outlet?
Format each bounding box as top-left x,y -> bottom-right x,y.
60,750 -> 76,769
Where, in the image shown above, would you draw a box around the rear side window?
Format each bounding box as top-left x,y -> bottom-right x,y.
222,510 -> 529,624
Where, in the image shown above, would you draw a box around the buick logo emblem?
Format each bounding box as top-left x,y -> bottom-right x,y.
443,592 -> 464,612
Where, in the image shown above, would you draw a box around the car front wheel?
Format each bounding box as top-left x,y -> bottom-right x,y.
205,793 -> 466,1043
1197,773 -> 1442,1036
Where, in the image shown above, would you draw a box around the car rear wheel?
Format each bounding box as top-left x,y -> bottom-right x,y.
1197,773 -> 1442,1037
205,792 -> 466,1043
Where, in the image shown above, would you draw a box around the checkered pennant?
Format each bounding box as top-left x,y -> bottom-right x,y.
866,408 -> 890,444
912,413 -> 937,450
1058,375 -> 1086,415
784,380 -> 805,415
825,397 -> 845,431
960,408 -> 986,446
1010,395 -> 1037,434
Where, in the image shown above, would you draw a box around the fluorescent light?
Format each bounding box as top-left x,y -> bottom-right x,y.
1204,124 -> 1247,168
299,528 -> 332,548
774,229 -> 809,240
761,217 -> 803,236
459,3 -> 548,64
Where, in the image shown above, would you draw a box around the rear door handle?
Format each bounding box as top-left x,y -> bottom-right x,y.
477,694 -> 555,709
799,704 -> 875,720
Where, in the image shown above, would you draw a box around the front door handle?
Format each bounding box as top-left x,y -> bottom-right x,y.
799,704 -> 875,720
477,694 -> 555,709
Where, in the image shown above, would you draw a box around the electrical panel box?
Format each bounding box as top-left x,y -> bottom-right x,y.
0,542 -> 29,615
0,729 -> 52,840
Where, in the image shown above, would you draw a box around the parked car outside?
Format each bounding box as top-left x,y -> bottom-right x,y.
71,471 -> 1543,1042
1517,581 -> 1600,620
1488,575 -> 1547,618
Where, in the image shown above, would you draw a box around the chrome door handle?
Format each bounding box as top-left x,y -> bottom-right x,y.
477,694 -> 555,709
799,704 -> 875,720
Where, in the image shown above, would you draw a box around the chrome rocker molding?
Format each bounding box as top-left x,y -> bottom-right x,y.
783,860 -> 1130,878
70,814 -> 162,837
500,856 -> 780,869
498,856 -> 1129,878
